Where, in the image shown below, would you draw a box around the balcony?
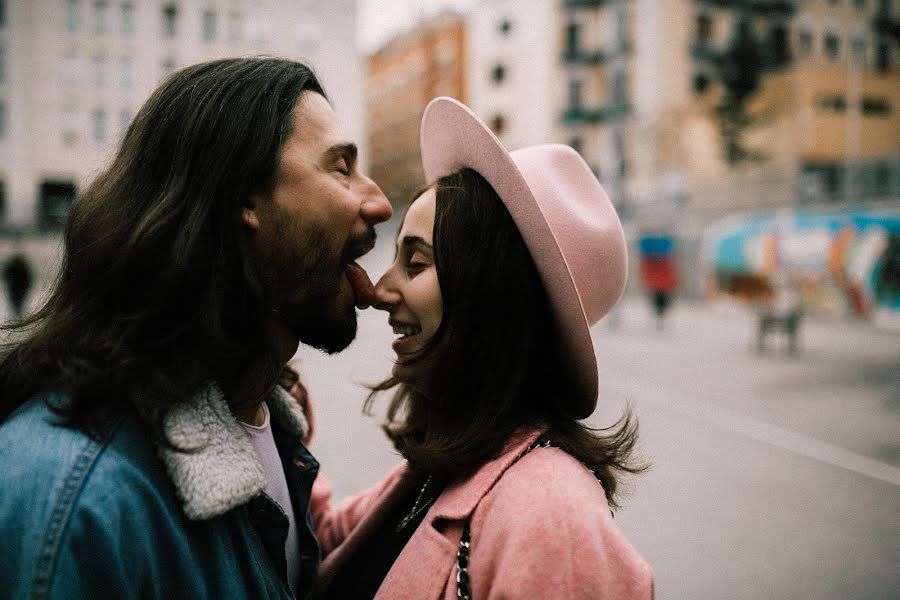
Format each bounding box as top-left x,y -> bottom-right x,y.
563,41 -> 631,65
561,102 -> 630,124
563,47 -> 607,65
563,0 -> 607,8
695,0 -> 794,15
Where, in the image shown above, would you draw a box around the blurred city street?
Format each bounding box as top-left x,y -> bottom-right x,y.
296,222 -> 899,600
0,1 -> 897,597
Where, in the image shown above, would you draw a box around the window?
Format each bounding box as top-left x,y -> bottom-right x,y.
120,55 -> 132,88
38,181 -> 77,232
65,0 -> 79,31
162,3 -> 177,37
824,32 -> 840,61
63,52 -> 79,87
63,104 -> 79,146
565,21 -> 580,55
862,97 -> 891,115
93,0 -> 107,34
852,36 -> 867,64
854,0 -> 867,8
613,128 -> 627,177
568,79 -> 583,108
0,101 -> 6,138
93,108 -> 106,143
488,114 -> 506,135
874,162 -> 890,193
121,2 -> 134,36
202,9 -> 216,42
0,45 -> 5,83
875,39 -> 890,72
822,165 -> 841,195
819,94 -> 847,112
0,181 -> 5,226
491,63 -> 506,85
0,0 -> 5,28
696,13 -> 712,44
797,29 -> 813,56
93,54 -> 106,88
498,18 -> 512,35
613,70 -> 627,106
769,24 -> 789,67
693,72 -> 710,94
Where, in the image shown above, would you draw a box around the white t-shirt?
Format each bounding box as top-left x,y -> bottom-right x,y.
240,402 -> 300,593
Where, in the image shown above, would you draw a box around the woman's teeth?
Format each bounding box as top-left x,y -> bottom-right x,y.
392,325 -> 419,337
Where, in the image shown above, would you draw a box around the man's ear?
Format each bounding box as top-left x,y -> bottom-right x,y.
241,197 -> 260,230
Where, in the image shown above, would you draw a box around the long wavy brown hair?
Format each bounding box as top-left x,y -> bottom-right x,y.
368,169 -> 647,508
0,58 -> 325,437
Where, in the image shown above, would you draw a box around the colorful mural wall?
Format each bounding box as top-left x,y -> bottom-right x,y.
704,210 -> 900,322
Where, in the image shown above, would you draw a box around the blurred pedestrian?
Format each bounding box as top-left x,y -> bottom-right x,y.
2,253 -> 33,319
757,269 -> 803,354
0,58 -> 391,600
311,98 -> 652,599
638,235 -> 678,330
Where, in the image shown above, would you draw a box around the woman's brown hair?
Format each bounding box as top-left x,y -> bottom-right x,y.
368,168 -> 646,508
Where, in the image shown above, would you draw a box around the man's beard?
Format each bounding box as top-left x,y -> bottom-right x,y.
265,219 -> 358,354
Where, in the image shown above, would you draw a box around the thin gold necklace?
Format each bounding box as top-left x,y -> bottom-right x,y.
396,474 -> 436,532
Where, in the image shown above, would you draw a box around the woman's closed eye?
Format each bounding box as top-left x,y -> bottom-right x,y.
404,252 -> 430,275
405,260 -> 428,275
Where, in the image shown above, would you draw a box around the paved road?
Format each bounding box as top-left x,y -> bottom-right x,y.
4,225 -> 896,598
297,224 -> 899,599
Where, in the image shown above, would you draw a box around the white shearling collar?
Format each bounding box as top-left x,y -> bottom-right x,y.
157,383 -> 309,521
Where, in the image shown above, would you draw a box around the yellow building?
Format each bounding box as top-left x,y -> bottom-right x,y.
669,0 -> 899,211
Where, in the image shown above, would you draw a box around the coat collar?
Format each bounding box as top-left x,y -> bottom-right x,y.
369,427 -> 549,599
157,383 -> 309,521
430,426 -> 547,521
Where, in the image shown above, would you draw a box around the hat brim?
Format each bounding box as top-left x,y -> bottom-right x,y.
420,97 -> 597,418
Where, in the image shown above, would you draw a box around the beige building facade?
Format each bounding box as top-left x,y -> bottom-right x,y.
0,0 -> 363,231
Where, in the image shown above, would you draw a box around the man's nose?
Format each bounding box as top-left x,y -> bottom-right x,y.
360,174 -> 392,225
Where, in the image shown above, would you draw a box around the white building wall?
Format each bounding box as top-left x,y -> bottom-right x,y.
0,0 -> 363,230
465,0 -> 559,150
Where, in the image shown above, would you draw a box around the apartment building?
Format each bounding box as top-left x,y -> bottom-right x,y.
0,0 -> 362,232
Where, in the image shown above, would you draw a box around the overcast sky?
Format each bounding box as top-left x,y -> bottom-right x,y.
358,0 -> 477,52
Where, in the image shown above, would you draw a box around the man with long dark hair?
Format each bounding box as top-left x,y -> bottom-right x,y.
0,58 -> 391,599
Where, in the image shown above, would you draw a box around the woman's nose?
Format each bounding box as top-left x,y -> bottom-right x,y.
372,272 -> 401,312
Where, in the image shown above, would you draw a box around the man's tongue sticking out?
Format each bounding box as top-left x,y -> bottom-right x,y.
344,262 -> 376,308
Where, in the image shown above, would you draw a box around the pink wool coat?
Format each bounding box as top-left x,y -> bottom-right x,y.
311,429 -> 654,599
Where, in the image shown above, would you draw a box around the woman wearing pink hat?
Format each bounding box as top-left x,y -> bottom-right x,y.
310,97 -> 653,599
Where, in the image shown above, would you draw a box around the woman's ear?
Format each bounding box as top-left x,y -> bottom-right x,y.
241,206 -> 260,230
241,195 -> 260,230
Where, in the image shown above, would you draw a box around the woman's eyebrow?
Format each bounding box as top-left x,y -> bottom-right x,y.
400,236 -> 433,252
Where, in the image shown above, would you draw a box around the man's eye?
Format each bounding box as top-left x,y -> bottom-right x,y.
336,160 -> 350,175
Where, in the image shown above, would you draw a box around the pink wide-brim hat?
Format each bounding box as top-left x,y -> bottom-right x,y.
420,97 -> 627,418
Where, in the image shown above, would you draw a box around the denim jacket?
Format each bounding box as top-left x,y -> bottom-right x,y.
0,385 -> 320,600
